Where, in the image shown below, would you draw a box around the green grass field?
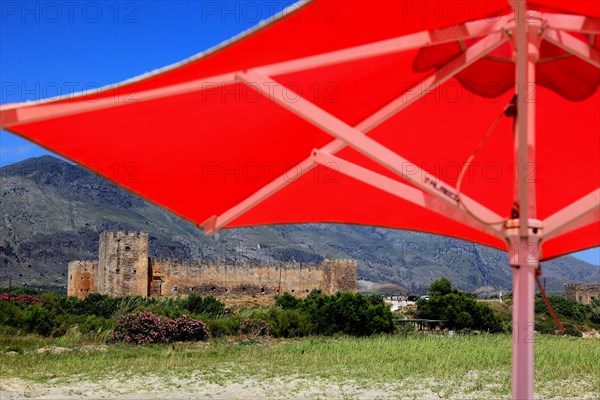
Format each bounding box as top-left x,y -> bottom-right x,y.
1,333 -> 598,399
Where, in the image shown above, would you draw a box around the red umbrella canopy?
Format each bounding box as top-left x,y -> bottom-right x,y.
1,0 -> 599,260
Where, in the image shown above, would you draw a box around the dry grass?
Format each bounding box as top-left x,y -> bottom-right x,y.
218,295 -> 276,312
1,333 -> 598,399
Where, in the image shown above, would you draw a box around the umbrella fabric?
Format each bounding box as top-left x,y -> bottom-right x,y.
1,0 -> 598,261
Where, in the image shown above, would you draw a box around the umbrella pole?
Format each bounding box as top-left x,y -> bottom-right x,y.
511,3 -> 542,398
512,263 -> 536,400
507,227 -> 541,400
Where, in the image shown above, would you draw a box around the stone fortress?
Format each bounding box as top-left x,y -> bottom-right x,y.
564,283 -> 600,305
68,231 -> 358,299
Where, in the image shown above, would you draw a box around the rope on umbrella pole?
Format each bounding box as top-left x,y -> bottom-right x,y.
456,97 -> 518,226
535,268 -> 566,334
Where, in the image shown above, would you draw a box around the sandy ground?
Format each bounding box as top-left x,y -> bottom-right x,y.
1,374 -> 598,400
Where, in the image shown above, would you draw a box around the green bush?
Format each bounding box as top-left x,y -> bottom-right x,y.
429,277 -> 453,296
24,304 -> 55,336
274,292 -> 300,310
239,318 -> 271,337
418,280 -> 503,332
534,296 -> 589,322
206,317 -> 240,338
281,290 -> 394,337
0,301 -> 25,328
591,299 -> 600,324
183,294 -> 226,317
80,315 -> 115,334
268,308 -> 313,338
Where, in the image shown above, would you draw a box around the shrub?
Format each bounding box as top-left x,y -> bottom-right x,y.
274,292 -> 300,310
268,308 -> 313,338
396,321 -> 417,337
418,279 -> 503,332
206,317 -> 240,338
184,294 -> 226,317
80,315 -> 115,334
0,301 -> 25,328
272,290 -> 395,337
301,291 -> 394,336
0,292 -> 43,305
591,299 -> 600,324
166,315 -> 209,342
534,296 -> 589,322
239,318 -> 271,337
24,304 -> 56,336
111,311 -> 166,345
455,311 -> 474,330
429,277 -> 453,296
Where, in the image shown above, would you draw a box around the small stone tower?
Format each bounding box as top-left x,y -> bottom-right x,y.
67,261 -> 97,299
95,231 -> 149,296
565,283 -> 600,304
321,259 -> 358,294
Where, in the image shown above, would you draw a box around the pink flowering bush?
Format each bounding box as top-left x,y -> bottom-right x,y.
111,311 -> 209,345
0,292 -> 43,305
166,315 -> 210,342
239,318 -> 271,337
111,311 -> 166,345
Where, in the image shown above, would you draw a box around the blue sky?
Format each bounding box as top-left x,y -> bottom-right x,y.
1,0 -> 598,266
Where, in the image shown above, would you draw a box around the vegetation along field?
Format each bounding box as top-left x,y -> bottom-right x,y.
1,279 -> 599,399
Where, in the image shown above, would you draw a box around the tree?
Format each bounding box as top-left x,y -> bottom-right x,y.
429,277 -> 453,296
455,311 -> 474,330
418,278 -> 503,332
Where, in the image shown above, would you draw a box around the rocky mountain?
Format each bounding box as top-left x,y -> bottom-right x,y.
0,156 -> 598,294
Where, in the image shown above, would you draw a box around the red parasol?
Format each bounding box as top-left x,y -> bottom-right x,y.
1,1 -> 599,398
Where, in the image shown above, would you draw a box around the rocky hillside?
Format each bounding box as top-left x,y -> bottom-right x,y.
0,156 -> 598,294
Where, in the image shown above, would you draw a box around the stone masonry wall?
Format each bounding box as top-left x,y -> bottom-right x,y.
565,283 -> 600,305
96,231 -> 149,297
150,259 -> 327,297
327,259 -> 358,294
67,261 -> 97,299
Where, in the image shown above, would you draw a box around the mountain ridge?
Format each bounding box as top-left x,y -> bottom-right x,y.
0,156 -> 598,294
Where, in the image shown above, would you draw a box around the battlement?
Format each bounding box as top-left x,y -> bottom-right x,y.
150,258 -> 323,270
100,230 -> 149,239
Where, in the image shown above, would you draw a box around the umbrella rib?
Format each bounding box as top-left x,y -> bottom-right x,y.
255,16 -> 513,76
311,149 -> 504,239
0,73 -> 236,129
543,30 -> 600,68
543,188 -> 600,241
0,17 -> 514,128
204,32 -> 509,234
239,69 -> 504,232
542,13 -> 600,34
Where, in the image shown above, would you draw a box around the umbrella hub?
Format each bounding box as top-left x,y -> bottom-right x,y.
504,218 -> 542,268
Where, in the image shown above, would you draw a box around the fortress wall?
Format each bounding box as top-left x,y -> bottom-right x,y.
67,231 -> 359,298
278,263 -> 324,295
150,259 -> 328,297
67,261 -> 97,299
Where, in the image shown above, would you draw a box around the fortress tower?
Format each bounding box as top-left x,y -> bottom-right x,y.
565,283 -> 600,305
95,231 -> 149,296
67,261 -> 97,299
